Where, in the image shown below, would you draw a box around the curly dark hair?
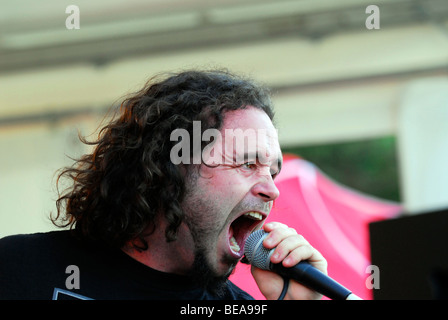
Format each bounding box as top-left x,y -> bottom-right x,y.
52,69 -> 275,249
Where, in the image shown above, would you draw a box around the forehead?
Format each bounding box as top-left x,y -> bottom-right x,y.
220,107 -> 281,160
222,106 -> 274,129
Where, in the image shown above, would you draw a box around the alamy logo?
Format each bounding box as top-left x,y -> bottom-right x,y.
65,265 -> 80,290
52,264 -> 92,300
366,265 -> 380,289
65,5 -> 80,30
170,121 -> 278,168
365,5 -> 380,30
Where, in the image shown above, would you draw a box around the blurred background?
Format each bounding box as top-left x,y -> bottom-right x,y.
1,0 -> 448,299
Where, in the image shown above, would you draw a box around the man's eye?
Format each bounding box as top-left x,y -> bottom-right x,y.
241,162 -> 257,170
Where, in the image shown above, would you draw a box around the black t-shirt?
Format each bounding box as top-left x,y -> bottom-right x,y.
0,230 -> 253,300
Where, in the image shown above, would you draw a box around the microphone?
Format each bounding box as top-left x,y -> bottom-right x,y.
244,230 -> 362,300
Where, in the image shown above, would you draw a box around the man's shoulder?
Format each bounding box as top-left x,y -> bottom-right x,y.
0,230 -> 77,299
0,230 -> 72,250
0,230 -> 68,241
0,230 -> 76,265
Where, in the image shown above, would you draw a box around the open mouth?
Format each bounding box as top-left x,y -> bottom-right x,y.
228,211 -> 265,257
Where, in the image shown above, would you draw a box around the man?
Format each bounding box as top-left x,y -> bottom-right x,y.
0,70 -> 326,300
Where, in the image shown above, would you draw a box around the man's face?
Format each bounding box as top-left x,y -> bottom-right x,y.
181,106 -> 282,284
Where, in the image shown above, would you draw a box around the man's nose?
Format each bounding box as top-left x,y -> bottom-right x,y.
251,175 -> 280,202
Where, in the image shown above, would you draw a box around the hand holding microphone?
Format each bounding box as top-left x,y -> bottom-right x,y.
245,223 -> 362,300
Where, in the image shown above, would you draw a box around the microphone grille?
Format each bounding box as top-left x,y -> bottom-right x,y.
244,229 -> 273,270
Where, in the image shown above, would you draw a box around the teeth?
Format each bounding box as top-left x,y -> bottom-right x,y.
243,212 -> 263,221
229,236 -> 241,252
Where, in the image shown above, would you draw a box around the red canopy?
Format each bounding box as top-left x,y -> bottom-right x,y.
229,155 -> 402,300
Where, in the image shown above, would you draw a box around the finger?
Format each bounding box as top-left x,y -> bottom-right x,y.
280,244 -> 316,267
284,246 -> 328,275
262,226 -> 297,249
269,235 -> 309,264
262,222 -> 328,275
263,221 -> 288,232
306,249 -> 328,274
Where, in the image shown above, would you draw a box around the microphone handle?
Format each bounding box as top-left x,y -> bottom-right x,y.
271,261 -> 356,300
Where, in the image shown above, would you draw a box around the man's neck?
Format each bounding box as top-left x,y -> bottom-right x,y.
121,223 -> 195,275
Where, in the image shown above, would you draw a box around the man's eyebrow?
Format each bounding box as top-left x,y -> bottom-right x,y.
239,152 -> 257,162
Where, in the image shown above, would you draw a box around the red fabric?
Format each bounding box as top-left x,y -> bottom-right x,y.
229,155 -> 402,300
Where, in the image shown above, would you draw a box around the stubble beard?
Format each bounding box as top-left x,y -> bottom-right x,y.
183,196 -> 240,296
187,246 -> 238,297
180,207 -> 239,296
182,171 -> 239,296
